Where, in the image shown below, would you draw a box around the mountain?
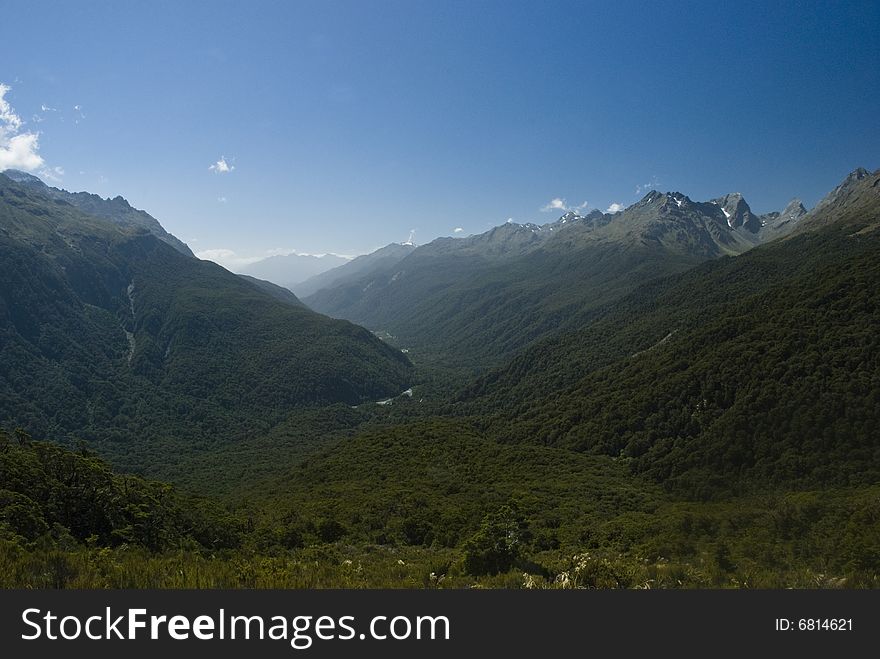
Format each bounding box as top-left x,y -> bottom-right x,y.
0,169 -> 193,256
456,167 -> 880,496
759,198 -> 808,239
0,171 -> 412,472
237,274 -> 306,307
794,167 -> 880,233
710,192 -> 762,232
240,252 -> 349,289
293,242 -> 415,298
303,191 -> 766,368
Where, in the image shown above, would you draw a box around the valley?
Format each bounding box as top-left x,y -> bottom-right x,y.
1,167 -> 878,589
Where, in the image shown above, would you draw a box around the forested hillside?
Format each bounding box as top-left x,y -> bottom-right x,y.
0,172 -> 412,473
304,192 -> 796,368
1,169 -> 878,589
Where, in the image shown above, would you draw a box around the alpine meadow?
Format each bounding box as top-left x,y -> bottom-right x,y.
1,1 -> 879,592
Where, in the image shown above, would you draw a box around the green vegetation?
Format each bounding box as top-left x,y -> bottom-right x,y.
2,427 -> 877,588
304,194 -> 765,370
0,173 -> 412,475
1,169 -> 879,588
459,216 -> 880,498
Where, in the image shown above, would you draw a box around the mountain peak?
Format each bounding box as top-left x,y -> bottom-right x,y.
638,190 -> 662,205
711,192 -> 760,232
1,169 -> 45,186
797,167 -> 880,233
848,167 -> 870,181
663,191 -> 692,209
811,167 -> 876,214
779,198 -> 808,221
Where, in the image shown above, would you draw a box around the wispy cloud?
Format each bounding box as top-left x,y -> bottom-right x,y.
453,227 -> 463,233
540,197 -> 589,213
39,165 -> 65,183
73,104 -> 85,124
635,176 -> 660,196
606,202 -> 624,213
195,248 -> 261,271
264,248 -> 298,257
32,103 -> 59,124
0,82 -> 45,171
217,196 -> 227,203
196,247 -> 352,271
209,155 -> 235,173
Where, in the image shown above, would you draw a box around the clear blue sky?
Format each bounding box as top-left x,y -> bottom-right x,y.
1,0 -> 878,268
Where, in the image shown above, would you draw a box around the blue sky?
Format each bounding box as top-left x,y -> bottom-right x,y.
1,0 -> 878,268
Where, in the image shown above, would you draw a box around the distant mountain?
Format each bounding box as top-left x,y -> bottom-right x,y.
710,192 -> 762,232
0,169 -> 193,256
759,198 -> 808,240
0,171 -> 411,472
293,242 -> 415,298
240,252 -> 349,289
458,167 -> 880,495
303,190 -> 769,368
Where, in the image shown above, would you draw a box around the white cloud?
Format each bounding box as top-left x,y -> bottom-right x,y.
40,165 -> 65,183
635,177 -> 660,196
264,248 -> 298,257
217,196 -> 227,203
195,247 -> 353,272
540,197 -> 589,213
0,83 -> 44,171
195,248 -> 262,271
209,155 -> 234,173
506,217 -> 515,224
606,202 -> 624,213
542,197 -> 566,212
453,227 -> 463,233
0,85 -> 23,134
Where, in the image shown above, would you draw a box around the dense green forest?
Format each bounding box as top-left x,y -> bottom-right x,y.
0,173 -> 412,475
458,222 -> 880,497
2,427 -> 877,588
1,168 -> 879,588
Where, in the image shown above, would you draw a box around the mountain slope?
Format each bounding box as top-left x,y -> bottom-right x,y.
304,193 -> 764,368
456,168 -> 880,496
0,169 -> 193,256
237,274 -> 305,307
0,172 -> 412,470
293,242 -> 415,298
794,167 -> 880,233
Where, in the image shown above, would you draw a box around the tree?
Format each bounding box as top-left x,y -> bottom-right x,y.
461,506 -> 522,576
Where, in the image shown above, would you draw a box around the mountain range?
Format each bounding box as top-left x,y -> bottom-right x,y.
302,187 -> 811,369
240,252 -> 350,289
1,165 -> 878,588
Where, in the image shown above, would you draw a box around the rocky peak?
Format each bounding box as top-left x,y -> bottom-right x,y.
711,192 -> 761,233
779,198 -> 807,223
1,169 -> 45,186
813,167 -> 873,213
